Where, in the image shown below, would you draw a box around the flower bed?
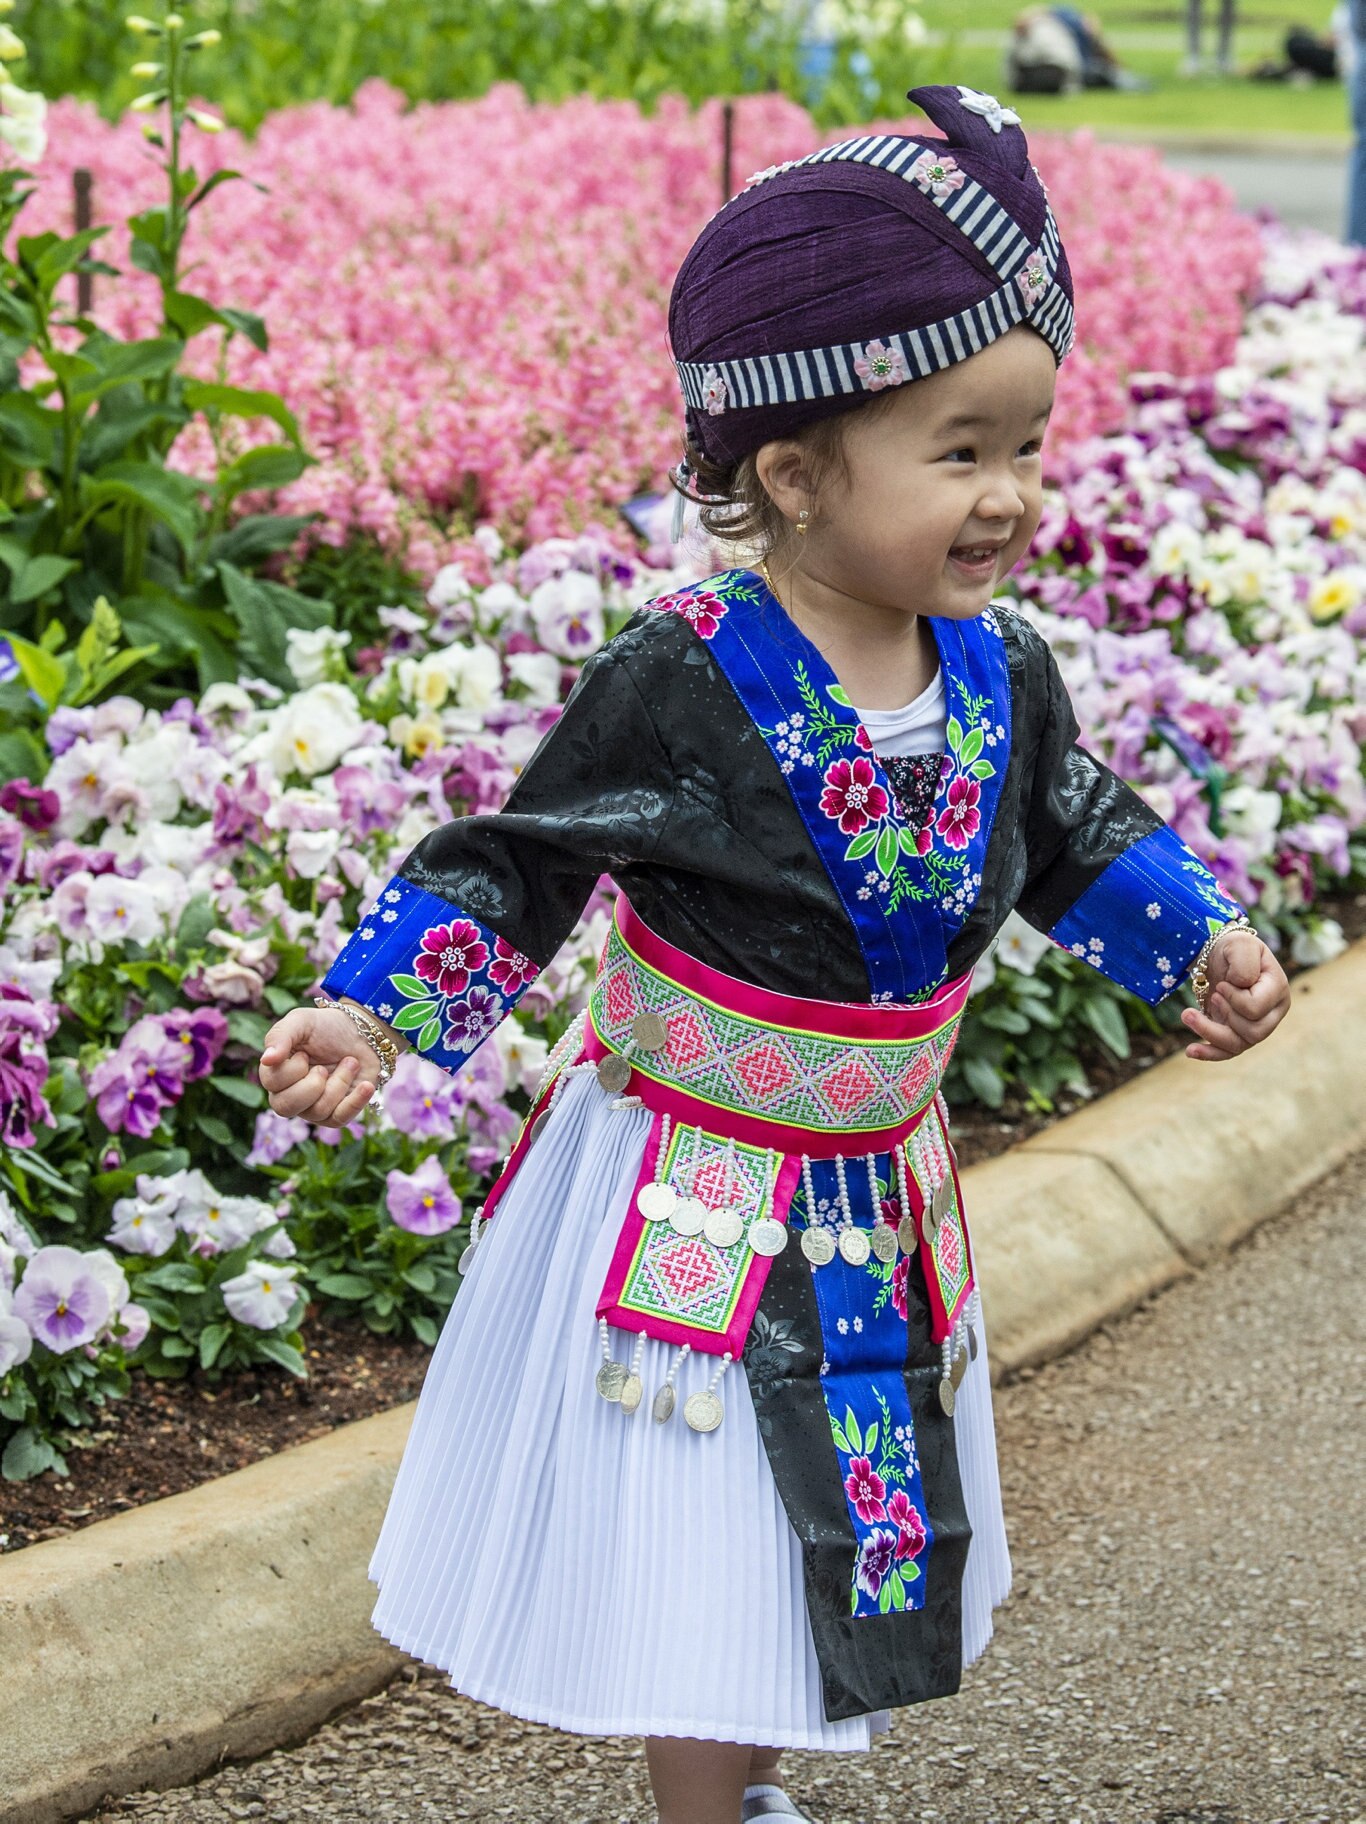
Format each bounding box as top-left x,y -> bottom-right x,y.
23,84 -> 1261,562
1,201 -> 1363,1486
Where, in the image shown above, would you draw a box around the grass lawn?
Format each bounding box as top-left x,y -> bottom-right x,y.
908,1 -> 1354,138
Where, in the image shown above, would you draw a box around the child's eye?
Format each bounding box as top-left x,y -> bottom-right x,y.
1018,439 -> 1044,458
943,447 -> 976,464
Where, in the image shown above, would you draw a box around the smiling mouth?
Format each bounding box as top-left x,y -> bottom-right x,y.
947,543 -> 1005,569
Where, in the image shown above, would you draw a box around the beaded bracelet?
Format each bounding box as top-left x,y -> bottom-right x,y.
313,992 -> 399,1087
1187,916 -> 1255,1014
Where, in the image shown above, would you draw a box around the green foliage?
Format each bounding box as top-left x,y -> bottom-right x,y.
0,6 -> 332,713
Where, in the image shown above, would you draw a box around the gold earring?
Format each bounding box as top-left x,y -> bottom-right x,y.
796,509 -> 810,535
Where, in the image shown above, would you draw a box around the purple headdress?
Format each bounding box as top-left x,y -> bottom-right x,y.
666,84 -> 1075,540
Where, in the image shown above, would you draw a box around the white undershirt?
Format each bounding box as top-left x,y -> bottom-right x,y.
851,666 -> 947,757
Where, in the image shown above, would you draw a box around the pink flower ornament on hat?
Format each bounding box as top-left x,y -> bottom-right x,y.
1015,247 -> 1050,309
854,338 -> 910,393
701,365 -> 728,415
908,150 -> 965,199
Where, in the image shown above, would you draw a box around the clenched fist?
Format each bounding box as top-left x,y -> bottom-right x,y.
259,1004 -> 382,1129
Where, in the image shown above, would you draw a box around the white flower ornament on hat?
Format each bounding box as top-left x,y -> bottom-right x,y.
956,86 -> 1022,133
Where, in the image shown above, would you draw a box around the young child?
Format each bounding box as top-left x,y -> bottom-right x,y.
259,84 -> 1290,1824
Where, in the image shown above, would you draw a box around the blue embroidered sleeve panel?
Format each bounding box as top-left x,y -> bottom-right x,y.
1011,624 -> 1246,1005
319,638 -> 673,1078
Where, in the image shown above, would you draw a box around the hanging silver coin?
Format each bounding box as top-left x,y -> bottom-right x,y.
967,1324 -> 979,1361
596,1361 -> 629,1401
636,1181 -> 678,1223
631,1011 -> 669,1053
870,1223 -> 899,1263
619,1372 -> 644,1414
528,1107 -> 552,1146
801,1225 -> 837,1265
683,1388 -> 724,1433
838,1226 -> 871,1266
652,1383 -> 676,1422
897,1214 -> 918,1255
747,1216 -> 788,1256
920,1206 -> 939,1247
670,1196 -> 708,1236
937,1375 -> 956,1418
596,1053 -> 632,1094
950,1344 -> 969,1390
457,1239 -> 478,1276
932,1176 -> 954,1223
704,1205 -> 745,1248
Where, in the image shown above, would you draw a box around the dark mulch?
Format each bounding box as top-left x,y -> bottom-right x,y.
5,889 -> 1361,1556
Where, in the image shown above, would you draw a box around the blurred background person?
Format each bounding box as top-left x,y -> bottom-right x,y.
1250,3 -> 1355,82
1183,0 -> 1237,76
1006,6 -> 1151,93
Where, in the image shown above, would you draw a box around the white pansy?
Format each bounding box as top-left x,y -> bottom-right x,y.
493,1015 -> 550,1095
84,871 -> 165,947
83,1248 -> 132,1325
177,1190 -> 262,1251
220,1259 -> 300,1330
284,624 -> 352,689
426,563 -> 473,609
969,947 -> 997,996
505,650 -> 562,705
474,581 -> 524,622
0,82 -> 46,162
994,910 -> 1051,976
472,524 -> 504,562
0,1284 -> 32,1374
450,640 -> 503,708
286,827 -> 342,879
106,1196 -> 178,1256
1220,785 -> 1282,842
245,681 -> 365,779
1147,520 -> 1204,581
1290,918 -> 1347,967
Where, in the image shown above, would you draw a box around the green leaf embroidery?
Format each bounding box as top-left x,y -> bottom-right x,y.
827,683 -> 852,707
418,1015 -> 444,1051
889,1567 -> 906,1607
968,758 -> 995,780
946,713 -> 965,752
878,1580 -> 893,1614
864,1420 -> 879,1459
845,828 -> 879,861
390,972 -> 435,999
875,824 -> 899,879
844,1406 -> 863,1454
830,1419 -> 853,1455
392,1000 -> 438,1030
959,726 -> 984,766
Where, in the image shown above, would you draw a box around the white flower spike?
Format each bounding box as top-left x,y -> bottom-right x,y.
956,86 -> 1022,134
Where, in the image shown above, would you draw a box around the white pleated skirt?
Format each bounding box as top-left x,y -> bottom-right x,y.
368,1063 -> 1013,1750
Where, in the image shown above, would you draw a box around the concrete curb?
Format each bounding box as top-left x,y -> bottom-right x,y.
5,936 -> 1366,1822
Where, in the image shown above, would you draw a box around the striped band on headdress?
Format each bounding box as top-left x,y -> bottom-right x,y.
674,130 -> 1074,419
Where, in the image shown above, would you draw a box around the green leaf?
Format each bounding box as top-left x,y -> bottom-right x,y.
829,1419 -> 852,1455
1081,994 -> 1131,1060
66,336 -> 183,408
898,825 -> 926,856
79,460 -> 202,554
8,553 -> 79,606
174,892 -> 219,953
959,726 -> 984,766
902,1558 -> 921,1582
187,167 -> 269,212
139,1262 -> 208,1293
888,1567 -> 905,1607
418,1016 -> 443,1051
197,1113 -> 235,1148
0,394 -> 59,467
960,1055 -> 1005,1108
198,1322 -> 231,1370
217,443 -> 311,503
252,1334 -> 308,1378
878,1580 -> 893,1614
849,1584 -> 859,1615
826,683 -> 852,707
844,829 -> 878,862
183,380 -> 302,447
209,1074 -> 265,1109
160,1334 -> 196,1357
969,758 -> 994,780
875,824 -> 898,879
946,714 -> 964,753
2,633 -> 67,711
208,512 -> 316,568
409,1312 -> 438,1346
844,1406 -> 863,1454
401,1262 -> 437,1294
315,1272 -> 373,1299
863,1421 -> 878,1458
216,561 -> 330,687
390,1000 -> 437,1031
2,1425 -> 67,1482
21,225 -> 111,292
388,974 -> 433,1000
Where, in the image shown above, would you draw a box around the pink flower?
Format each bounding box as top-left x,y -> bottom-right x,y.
443,984 -> 504,1055
1015,247 -> 1050,308
890,1253 -> 909,1320
820,756 -> 889,836
908,150 -> 965,198
843,1454 -> 888,1523
887,1487 -> 928,1560
414,918 -> 490,996
701,365 -> 728,415
488,934 -> 539,995
935,776 -> 982,850
853,337 -> 909,393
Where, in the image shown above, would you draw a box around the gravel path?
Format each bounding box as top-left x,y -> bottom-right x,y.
91,1148 -> 1366,1824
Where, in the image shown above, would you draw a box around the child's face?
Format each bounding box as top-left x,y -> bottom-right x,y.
770,325 -> 1056,622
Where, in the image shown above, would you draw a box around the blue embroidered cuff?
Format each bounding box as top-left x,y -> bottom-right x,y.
1048,824 -> 1247,1006
319,874 -> 542,1076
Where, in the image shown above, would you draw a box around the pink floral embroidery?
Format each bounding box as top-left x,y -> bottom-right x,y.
414,918 -> 491,996
890,1253 -> 909,1321
887,1487 -> 927,1559
908,150 -> 965,199
652,587 -> 729,639
935,775 -> 982,850
1015,248 -> 1049,308
701,365 -> 728,415
843,1455 -> 889,1524
853,337 -> 910,393
489,935 -> 538,995
819,756 -> 890,836
854,723 -> 872,751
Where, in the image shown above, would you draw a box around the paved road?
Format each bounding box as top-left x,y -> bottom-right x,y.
1163,148 -> 1350,237
90,1143 -> 1365,1824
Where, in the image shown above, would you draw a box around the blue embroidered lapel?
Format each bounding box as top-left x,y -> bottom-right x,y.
649,568 -> 1012,1001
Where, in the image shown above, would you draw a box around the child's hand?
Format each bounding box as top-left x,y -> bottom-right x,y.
1179,927 -> 1290,1062
259,1006 -> 381,1129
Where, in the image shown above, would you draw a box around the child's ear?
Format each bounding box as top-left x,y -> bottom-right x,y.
755,438 -> 816,522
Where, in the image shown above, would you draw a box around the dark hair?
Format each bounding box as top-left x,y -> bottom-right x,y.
669,389 -> 903,567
